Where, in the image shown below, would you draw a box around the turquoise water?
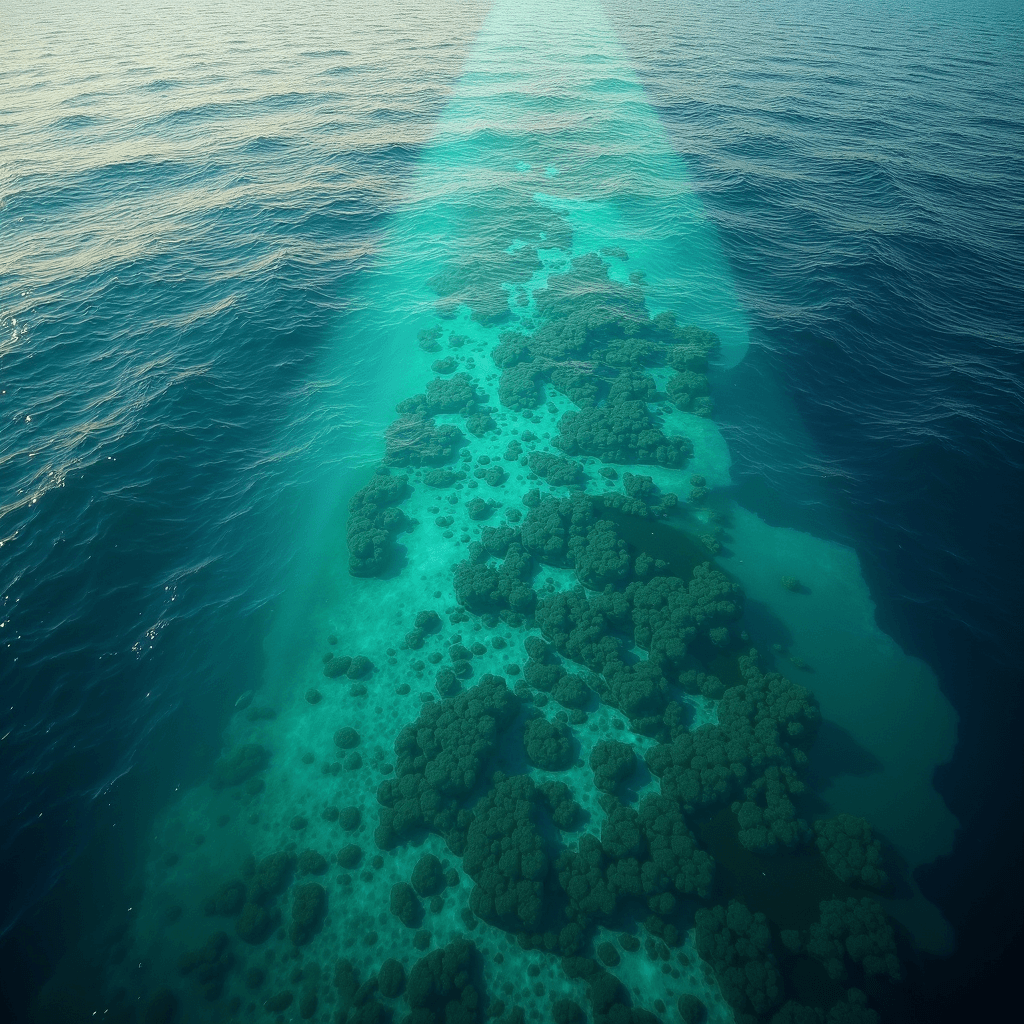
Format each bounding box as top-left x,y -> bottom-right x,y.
3,1 -> 1022,1022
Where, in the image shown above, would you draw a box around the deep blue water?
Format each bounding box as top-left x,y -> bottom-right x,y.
608,3 -> 1024,998
1,0 -> 490,928
1,0 -> 1021,1020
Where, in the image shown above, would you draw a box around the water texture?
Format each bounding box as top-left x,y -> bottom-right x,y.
1,1 -> 1021,1022
1,0 -> 492,935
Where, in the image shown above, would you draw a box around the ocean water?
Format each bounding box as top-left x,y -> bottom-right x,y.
1,1 -> 1021,1023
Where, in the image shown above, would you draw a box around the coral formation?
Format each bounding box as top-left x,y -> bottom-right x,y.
814,815 -> 889,889
374,674 -> 521,852
695,900 -> 783,1019
97,225 -> 906,1024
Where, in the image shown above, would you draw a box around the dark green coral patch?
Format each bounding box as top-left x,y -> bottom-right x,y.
555,396 -> 691,467
550,363 -> 600,408
814,815 -> 889,890
590,740 -> 636,794
529,451 -> 583,486
290,883 -> 326,945
661,319 -> 720,372
435,668 -> 461,697
452,542 -> 536,616
264,991 -> 293,1012
429,241 -> 541,325
463,774 -> 548,931
524,657 -> 562,693
378,957 -> 406,998
339,806 -> 361,831
347,655 -> 373,678
646,654 -> 819,815
467,411 -> 498,437
416,609 -> 442,632
679,669 -> 726,699
411,853 -> 446,898
537,780 -> 581,830
235,901 -> 274,945
334,727 -> 360,749
695,900 -> 782,1019
466,497 -> 493,520
423,468 -> 463,487
390,881 -> 423,927
532,252 -> 648,354
797,897 -> 900,983
297,850 -> 327,875
667,369 -> 712,415
405,937 -> 482,1020
534,586 -> 627,673
374,674 -> 520,852
519,492 -> 632,589
677,994 -> 707,1024
398,372 -> 481,416
523,716 -> 575,771
625,563 -> 742,670
733,765 -> 811,852
337,844 -> 361,869
551,673 -> 592,710
499,362 -> 545,411
248,851 -> 295,903
323,654 -> 351,678
346,470 -> 412,576
384,414 -> 463,468
600,335 -> 662,368
493,331 -> 531,368
418,325 -> 443,351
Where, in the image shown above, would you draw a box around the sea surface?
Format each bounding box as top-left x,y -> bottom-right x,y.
1,1 -> 1021,1022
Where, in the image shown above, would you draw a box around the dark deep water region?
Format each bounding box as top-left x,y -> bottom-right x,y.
1,1 -> 1021,1023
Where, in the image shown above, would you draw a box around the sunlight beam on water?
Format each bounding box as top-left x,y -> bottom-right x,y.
261,0 -> 958,960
